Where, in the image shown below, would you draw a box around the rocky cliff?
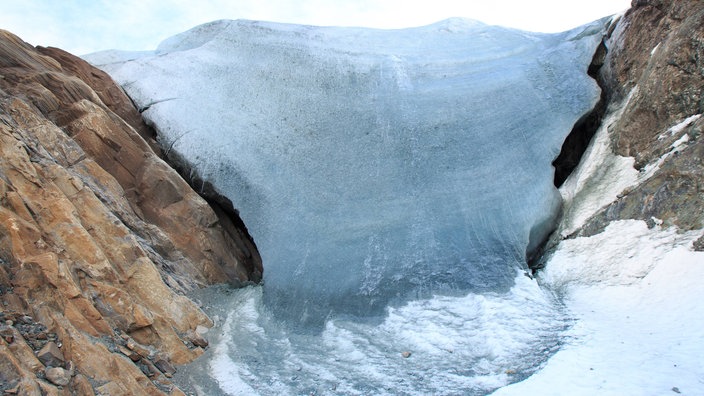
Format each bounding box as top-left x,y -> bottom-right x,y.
547,0 -> 704,252
0,30 -> 261,395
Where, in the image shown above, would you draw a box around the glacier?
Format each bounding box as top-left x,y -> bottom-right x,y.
86,17 -> 614,395
90,18 -> 604,325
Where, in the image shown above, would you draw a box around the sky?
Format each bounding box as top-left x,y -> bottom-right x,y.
1,0 -> 631,55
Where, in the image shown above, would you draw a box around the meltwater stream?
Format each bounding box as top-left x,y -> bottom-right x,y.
90,17 -> 607,394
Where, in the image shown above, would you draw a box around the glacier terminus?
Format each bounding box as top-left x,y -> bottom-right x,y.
90,17 -> 608,394
93,18 -> 604,321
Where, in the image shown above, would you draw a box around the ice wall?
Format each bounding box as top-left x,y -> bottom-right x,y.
90,18 -> 604,324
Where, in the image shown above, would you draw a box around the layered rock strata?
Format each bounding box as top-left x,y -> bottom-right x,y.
0,30 -> 261,395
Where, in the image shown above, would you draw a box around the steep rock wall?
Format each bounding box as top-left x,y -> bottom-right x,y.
0,30 -> 261,395
586,0 -> 703,235
547,0 -> 704,256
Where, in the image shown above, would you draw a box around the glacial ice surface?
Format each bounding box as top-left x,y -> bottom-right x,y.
90,18 -> 604,324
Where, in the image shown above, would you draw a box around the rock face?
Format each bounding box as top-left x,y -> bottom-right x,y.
0,29 -> 261,395
550,0 -> 704,245
593,0 -> 704,230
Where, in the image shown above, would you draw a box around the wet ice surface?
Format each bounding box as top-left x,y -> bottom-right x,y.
90,18 -> 604,324
179,272 -> 568,395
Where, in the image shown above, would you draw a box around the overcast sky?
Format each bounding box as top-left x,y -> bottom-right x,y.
2,0 -> 631,55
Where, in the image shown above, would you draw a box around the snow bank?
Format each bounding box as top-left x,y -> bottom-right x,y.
494,221 -> 704,395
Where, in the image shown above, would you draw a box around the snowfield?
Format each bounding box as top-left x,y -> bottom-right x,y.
495,220 -> 704,395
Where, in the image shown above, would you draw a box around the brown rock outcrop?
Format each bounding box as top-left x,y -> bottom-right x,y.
565,0 -> 704,237
0,29 -> 261,395
602,0 -> 704,167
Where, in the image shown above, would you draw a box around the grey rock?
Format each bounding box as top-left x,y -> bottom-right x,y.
154,357 -> 176,377
188,330 -> 208,348
45,367 -> 71,386
693,235 -> 704,252
0,325 -> 14,343
37,342 -> 65,368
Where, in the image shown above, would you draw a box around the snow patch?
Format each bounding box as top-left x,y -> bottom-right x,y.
542,220 -> 699,289
650,42 -> 660,56
494,221 -> 704,395
669,114 -> 700,135
658,114 -> 701,140
671,133 -> 690,148
641,133 -> 691,180
558,88 -> 639,236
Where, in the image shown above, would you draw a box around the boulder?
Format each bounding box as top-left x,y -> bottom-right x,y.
153,356 -> 177,377
45,366 -> 71,386
187,331 -> 209,349
36,342 -> 64,368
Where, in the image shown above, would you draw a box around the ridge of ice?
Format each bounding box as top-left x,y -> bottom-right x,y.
156,19 -> 234,53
